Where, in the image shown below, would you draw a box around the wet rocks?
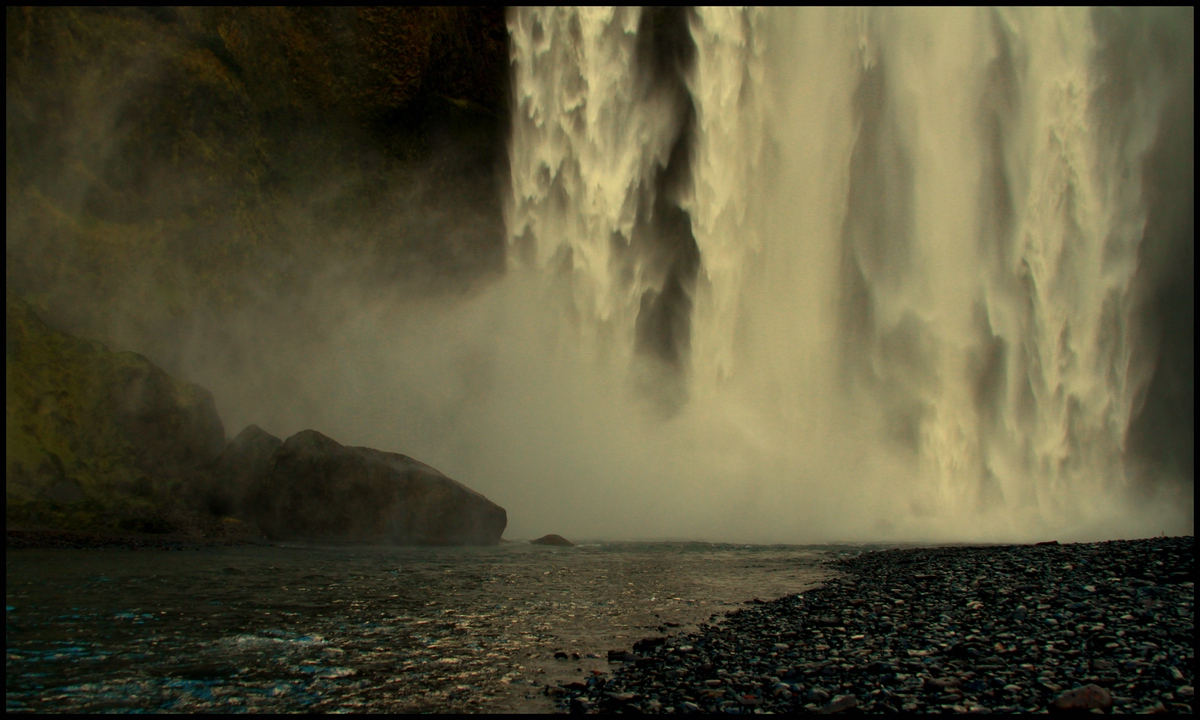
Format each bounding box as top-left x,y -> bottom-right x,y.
1051,683 -> 1112,711
819,694 -> 859,713
531,534 -> 575,546
633,637 -> 668,654
246,430 -> 507,545
551,536 -> 1194,714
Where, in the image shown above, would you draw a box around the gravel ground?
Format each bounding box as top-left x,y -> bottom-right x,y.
554,537 -> 1194,714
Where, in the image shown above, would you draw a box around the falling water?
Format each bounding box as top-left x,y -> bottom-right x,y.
500,7 -> 1192,542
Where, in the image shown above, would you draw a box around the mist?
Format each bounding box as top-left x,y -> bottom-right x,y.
7,8 -> 1192,543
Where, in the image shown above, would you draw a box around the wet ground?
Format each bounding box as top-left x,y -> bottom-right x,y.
6,541 -> 835,713
562,537 -> 1194,714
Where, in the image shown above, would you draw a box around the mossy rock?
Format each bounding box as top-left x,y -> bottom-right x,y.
6,290 -> 225,532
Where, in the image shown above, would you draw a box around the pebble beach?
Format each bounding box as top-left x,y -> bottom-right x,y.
558,536 -> 1194,714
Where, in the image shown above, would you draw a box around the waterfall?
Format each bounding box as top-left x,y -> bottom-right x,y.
501,8 -> 1192,541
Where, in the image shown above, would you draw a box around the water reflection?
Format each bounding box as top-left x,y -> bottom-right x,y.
7,542 -> 834,712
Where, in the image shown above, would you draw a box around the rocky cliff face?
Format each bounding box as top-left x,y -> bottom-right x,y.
6,9 -> 513,541
6,7 -> 509,363
6,291 -> 225,533
7,293 -> 507,544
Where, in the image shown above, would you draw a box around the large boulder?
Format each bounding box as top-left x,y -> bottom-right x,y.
6,291 -> 226,532
213,424 -> 283,517
246,430 -> 506,545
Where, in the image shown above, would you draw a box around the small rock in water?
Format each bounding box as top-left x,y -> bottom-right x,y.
530,534 -> 574,546
1052,684 -> 1113,711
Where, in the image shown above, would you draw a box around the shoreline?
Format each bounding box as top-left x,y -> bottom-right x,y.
5,528 -> 268,551
559,536 -> 1194,714
5,541 -> 826,713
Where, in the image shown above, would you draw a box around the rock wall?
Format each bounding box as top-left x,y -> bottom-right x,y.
6,7 -> 509,362
7,292 -> 507,544
6,290 -> 225,532
6,9 -> 514,542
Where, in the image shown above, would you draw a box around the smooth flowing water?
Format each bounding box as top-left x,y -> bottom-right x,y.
6,543 -> 832,713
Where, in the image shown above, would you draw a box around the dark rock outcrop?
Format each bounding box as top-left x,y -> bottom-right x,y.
6,291 -> 226,531
7,7 -> 510,366
530,533 -> 574,547
212,424 -> 283,517
7,292 -> 505,544
246,430 -> 506,545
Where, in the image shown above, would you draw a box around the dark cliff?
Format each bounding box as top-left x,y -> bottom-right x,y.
6,290 -> 226,533
7,291 -> 507,544
6,7 -> 510,360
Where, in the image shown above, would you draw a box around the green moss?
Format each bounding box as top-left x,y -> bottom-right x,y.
6,291 -> 223,532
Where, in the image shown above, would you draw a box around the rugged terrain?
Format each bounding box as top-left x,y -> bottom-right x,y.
7,7 -> 509,374
6,291 -> 505,545
558,537 -> 1195,714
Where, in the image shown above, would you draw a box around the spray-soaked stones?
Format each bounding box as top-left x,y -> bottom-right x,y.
246,430 -> 506,545
553,537 -> 1194,714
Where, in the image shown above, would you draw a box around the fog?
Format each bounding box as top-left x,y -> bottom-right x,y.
8,8 -> 1192,543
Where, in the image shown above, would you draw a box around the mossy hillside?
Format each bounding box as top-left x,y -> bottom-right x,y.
6,291 -> 225,532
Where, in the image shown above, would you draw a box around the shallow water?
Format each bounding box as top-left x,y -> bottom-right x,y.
6,542 -> 838,713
